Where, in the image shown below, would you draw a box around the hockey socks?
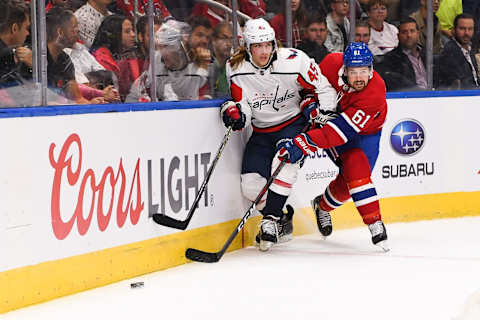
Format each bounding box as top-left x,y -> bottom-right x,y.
318,174 -> 351,212
347,177 -> 381,225
262,190 -> 288,219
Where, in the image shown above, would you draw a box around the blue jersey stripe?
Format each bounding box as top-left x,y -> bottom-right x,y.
325,189 -> 343,207
329,114 -> 358,141
351,188 -> 377,202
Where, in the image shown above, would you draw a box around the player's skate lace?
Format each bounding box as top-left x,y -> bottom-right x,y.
312,196 -> 332,237
261,216 -> 279,238
317,210 -> 331,228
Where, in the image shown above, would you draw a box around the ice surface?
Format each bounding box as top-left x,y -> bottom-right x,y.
3,217 -> 480,320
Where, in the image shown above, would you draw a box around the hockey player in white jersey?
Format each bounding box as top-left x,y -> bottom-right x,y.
126,20 -> 209,102
220,18 -> 337,251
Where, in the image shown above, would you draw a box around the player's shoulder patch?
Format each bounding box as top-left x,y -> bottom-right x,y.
286,49 -> 299,60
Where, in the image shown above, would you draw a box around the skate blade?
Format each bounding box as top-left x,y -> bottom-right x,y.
278,234 -> 293,243
255,234 -> 292,248
375,240 -> 390,252
259,240 -> 274,252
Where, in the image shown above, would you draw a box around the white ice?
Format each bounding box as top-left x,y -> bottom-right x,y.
3,217 -> 480,320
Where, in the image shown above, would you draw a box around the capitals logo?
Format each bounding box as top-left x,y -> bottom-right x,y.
390,119 -> 425,156
287,49 -> 298,60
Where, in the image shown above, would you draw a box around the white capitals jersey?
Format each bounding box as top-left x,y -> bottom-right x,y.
226,47 -> 337,130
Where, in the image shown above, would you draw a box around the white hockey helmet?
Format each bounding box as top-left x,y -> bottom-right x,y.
243,18 -> 277,66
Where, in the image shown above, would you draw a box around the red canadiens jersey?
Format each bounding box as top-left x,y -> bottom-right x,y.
321,53 -> 387,135
307,53 -> 388,149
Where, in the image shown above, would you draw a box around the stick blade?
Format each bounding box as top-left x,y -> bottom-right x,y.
152,214 -> 188,230
185,248 -> 220,263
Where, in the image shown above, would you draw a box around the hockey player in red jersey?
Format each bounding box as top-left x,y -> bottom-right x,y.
277,42 -> 390,251
220,18 -> 337,252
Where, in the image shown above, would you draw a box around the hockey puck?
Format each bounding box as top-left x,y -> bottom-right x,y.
130,281 -> 144,289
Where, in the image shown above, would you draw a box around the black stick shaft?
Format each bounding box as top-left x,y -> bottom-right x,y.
186,124 -> 310,262
153,126 -> 233,229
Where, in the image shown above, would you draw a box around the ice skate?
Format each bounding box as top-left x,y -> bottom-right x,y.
368,220 -> 389,252
279,205 -> 294,243
311,195 -> 332,238
258,215 -> 280,252
255,205 -> 294,247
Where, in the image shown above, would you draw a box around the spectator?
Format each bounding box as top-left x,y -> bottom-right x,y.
61,15 -> 120,102
90,14 -> 139,100
116,0 -> 171,21
270,0 -> 307,47
325,0 -> 350,53
0,0 -> 32,88
297,13 -> 330,64
211,22 -> 233,97
74,0 -> 113,48
126,20 -> 209,101
379,17 -> 427,91
367,0 -> 398,56
436,0 -> 462,39
438,13 -> 479,89
136,15 -> 162,74
410,0 -> 443,54
354,19 -> 371,44
46,7 -> 105,103
186,16 -> 213,99
186,15 -> 213,51
354,19 -> 387,65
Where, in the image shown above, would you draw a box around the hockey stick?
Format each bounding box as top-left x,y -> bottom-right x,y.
185,124 -> 310,263
152,126 -> 233,229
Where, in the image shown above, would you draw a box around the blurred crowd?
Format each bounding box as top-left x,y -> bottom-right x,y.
0,0 -> 479,107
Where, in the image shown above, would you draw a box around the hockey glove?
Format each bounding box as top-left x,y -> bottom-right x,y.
300,96 -> 320,124
221,101 -> 246,131
276,133 -> 318,164
301,98 -> 338,127
314,109 -> 338,127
